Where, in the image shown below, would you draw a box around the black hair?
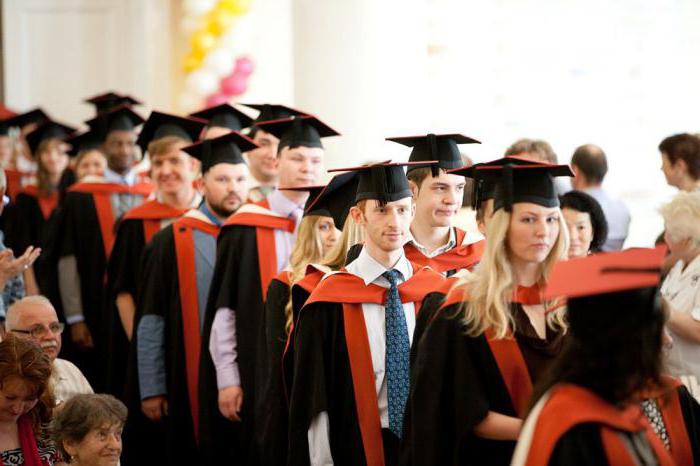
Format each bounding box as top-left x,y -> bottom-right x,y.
560,190 -> 608,252
659,133 -> 700,180
530,287 -> 665,410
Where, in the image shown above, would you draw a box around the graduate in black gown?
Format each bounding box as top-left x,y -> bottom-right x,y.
389,133 -> 484,276
512,248 -> 700,465
199,115 -> 338,466
105,111 -> 207,398
4,120 -> 75,296
401,160 -> 573,466
56,105 -> 150,391
257,172 -> 358,465
122,131 -> 255,465
288,162 -> 446,466
83,91 -> 141,117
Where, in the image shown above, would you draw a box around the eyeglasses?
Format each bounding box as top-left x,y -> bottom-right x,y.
12,322 -> 65,338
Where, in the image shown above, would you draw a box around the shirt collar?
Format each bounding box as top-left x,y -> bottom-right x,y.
199,201 -> 223,226
408,227 -> 457,258
104,167 -> 137,186
350,246 -> 413,286
267,188 -> 305,218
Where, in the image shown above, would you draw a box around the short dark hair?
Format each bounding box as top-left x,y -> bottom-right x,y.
504,138 -> 558,163
560,191 -> 608,252
406,167 -> 436,188
571,144 -> 608,184
659,133 -> 700,180
52,394 -> 127,460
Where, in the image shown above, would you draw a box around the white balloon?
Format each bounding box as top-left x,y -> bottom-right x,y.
203,48 -> 235,77
185,70 -> 219,96
183,0 -> 216,16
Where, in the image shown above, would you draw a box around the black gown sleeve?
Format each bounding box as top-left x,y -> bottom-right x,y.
107,218 -> 146,297
401,307 -> 490,466
548,423 -> 610,466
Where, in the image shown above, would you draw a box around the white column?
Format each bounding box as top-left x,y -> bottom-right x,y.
292,0 -> 431,170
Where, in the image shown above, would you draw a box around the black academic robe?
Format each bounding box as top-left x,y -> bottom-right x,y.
401,285 -> 566,466
121,214 -> 219,466
288,266 -> 445,466
198,201 -> 296,466
3,186 -> 59,294
57,182 -> 152,390
105,199 -> 189,398
517,380 -> 700,466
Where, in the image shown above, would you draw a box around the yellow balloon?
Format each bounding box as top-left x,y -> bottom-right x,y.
207,10 -> 235,36
218,0 -> 250,15
191,30 -> 217,54
183,53 -> 203,73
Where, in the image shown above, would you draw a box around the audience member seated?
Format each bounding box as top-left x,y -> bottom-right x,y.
560,190 -> 608,257
659,133 -> 700,192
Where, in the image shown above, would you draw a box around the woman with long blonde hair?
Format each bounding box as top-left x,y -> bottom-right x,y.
257,173 -> 360,465
402,160 -> 572,465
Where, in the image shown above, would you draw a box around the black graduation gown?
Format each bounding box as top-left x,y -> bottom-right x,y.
288,267 -> 444,466
3,187 -> 59,295
520,383 -> 700,466
401,293 -> 565,466
198,205 -> 295,466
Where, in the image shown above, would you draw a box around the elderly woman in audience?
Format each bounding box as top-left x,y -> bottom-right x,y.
659,190 -> 700,402
559,191 -> 608,258
0,335 -> 59,465
52,394 -> 126,466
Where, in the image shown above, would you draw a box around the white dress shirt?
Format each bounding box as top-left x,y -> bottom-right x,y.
308,248 -> 415,465
661,255 -> 700,402
52,358 -> 94,405
407,226 -> 457,259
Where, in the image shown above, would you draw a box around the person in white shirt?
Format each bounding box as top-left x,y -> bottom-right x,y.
570,144 -> 630,251
659,191 -> 700,402
4,295 -> 92,404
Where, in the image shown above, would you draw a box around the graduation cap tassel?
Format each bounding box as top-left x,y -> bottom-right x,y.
202,139 -> 212,169
371,165 -> 389,206
472,179 -> 483,210
504,164 -> 514,212
428,133 -> 440,177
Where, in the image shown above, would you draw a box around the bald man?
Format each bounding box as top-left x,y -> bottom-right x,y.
6,295 -> 93,403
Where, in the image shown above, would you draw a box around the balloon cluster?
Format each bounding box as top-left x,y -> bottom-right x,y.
180,0 -> 255,110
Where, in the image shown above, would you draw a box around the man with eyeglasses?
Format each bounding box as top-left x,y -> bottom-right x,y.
5,295 -> 92,404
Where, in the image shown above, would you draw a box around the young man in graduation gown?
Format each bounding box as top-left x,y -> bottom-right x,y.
190,102 -> 254,139
125,131 -> 255,465
199,115 -> 337,466
388,133 -> 484,276
239,104 -> 308,201
105,111 -> 207,397
56,105 -> 150,390
288,162 -> 445,466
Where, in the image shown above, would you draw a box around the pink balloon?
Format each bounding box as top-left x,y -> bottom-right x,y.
221,72 -> 248,96
206,93 -> 231,107
234,56 -> 254,76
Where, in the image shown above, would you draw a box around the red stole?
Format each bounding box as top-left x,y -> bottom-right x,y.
404,229 -> 485,273
440,283 -> 557,417
123,199 -> 189,243
223,199 -> 296,302
19,185 -> 58,220
524,380 -> 685,466
172,215 -> 220,443
0,415 -> 49,466
305,265 -> 445,466
68,181 -> 153,258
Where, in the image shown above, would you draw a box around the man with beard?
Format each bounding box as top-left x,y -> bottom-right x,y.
132,131 -> 255,465
57,104 -> 151,390
5,295 -> 92,404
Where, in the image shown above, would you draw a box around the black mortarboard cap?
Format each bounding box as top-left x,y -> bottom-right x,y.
65,129 -> 103,157
84,92 -> 141,115
190,104 -> 254,131
25,121 -> 76,155
2,108 -> 49,129
450,156 -> 573,212
281,171 -> 360,230
329,161 -> 432,206
136,111 -> 208,153
181,131 -> 257,173
0,122 -> 9,137
255,115 -> 339,151
387,133 -> 480,177
240,104 -> 308,124
86,105 -> 145,142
